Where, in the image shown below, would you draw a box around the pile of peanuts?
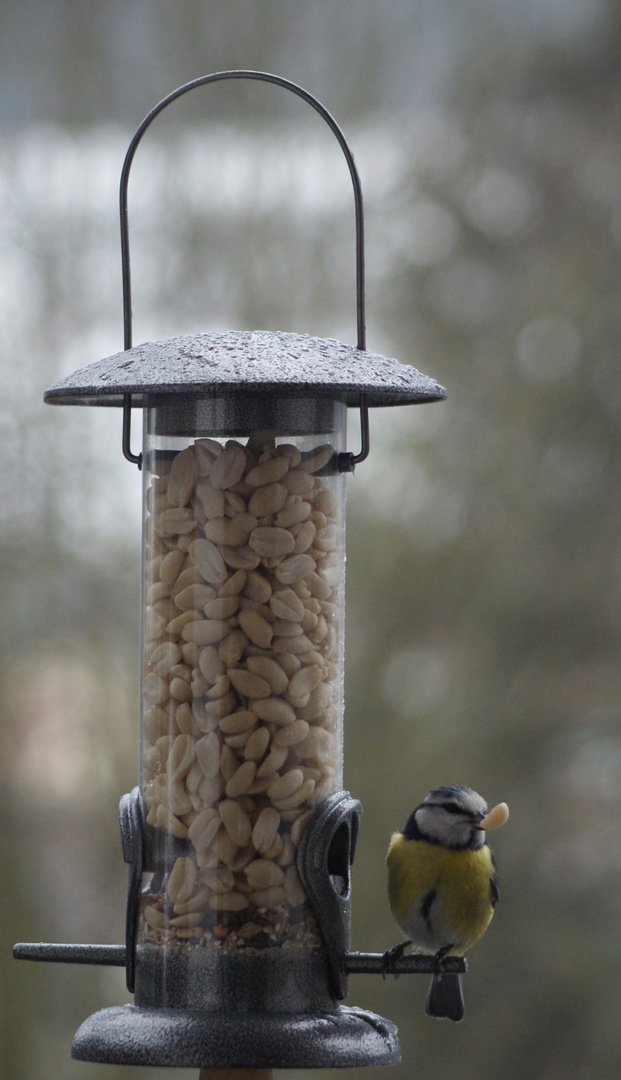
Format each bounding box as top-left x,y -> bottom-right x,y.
140,430 -> 343,948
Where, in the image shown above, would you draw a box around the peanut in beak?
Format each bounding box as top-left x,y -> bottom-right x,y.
480,802 -> 509,831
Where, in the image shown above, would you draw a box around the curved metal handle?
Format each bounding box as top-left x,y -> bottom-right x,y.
120,70 -> 366,353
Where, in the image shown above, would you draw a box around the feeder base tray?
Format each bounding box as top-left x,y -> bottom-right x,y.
71,1003 -> 401,1069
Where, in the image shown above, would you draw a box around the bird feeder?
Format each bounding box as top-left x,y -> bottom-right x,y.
14,72 -> 455,1073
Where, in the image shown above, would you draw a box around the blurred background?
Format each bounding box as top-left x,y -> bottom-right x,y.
2,1 -> 621,1077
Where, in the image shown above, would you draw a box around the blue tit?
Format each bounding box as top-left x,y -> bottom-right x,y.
383,785 -> 509,1022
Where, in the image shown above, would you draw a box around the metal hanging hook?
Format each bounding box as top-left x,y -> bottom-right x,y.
122,394 -> 142,469
119,70 -> 368,467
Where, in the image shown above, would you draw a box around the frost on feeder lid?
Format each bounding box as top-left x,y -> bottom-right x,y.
43,329 -> 447,408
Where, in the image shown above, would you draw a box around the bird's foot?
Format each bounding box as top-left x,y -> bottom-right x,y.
381,940 -> 411,980
433,944 -> 453,973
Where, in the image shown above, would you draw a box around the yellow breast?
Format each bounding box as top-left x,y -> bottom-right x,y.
386,833 -> 495,955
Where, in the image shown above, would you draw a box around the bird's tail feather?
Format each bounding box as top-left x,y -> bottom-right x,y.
425,972 -> 464,1022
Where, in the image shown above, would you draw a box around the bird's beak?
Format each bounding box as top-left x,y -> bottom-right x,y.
480,802 -> 510,831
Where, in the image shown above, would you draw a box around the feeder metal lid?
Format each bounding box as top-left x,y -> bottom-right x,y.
44,330 -> 446,408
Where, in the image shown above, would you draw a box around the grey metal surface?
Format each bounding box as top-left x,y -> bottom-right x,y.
296,790 -> 362,1001
44,330 -> 447,408
13,942 -> 466,976
71,1003 -> 401,1068
13,943 -> 126,966
344,951 -> 466,975
119,788 -> 143,993
145,391 -> 345,438
134,947 -> 335,1014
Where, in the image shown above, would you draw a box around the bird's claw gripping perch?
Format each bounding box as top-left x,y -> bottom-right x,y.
380,940 -> 410,980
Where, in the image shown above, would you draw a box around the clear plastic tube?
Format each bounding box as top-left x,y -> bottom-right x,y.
136,393 -> 346,1010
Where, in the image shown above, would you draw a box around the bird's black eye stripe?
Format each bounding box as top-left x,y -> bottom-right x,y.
425,800 -> 463,814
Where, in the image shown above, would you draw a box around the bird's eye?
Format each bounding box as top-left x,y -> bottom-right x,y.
441,802 -> 462,815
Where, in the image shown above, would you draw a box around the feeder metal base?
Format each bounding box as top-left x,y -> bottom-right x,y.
71,1004 -> 400,1069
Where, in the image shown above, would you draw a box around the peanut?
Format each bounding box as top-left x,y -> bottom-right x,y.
249,886 -> 287,908
199,867 -> 235,893
144,905 -> 168,930
198,645 -> 226,684
252,806 -> 281,853
220,743 -> 238,783
238,608 -> 273,649
246,457 -> 290,487
227,668 -> 271,699
150,641 -> 182,676
204,595 -> 240,620
244,858 -> 285,889
219,709 -> 257,735
267,769 -> 304,802
248,482 -> 288,517
218,568 -> 247,596
141,430 -> 344,947
144,671 -> 169,705
188,808 -> 221,850
189,538 -> 227,585
170,676 -> 192,703
195,731 -> 220,779
154,506 -> 197,536
219,798 -> 253,847
288,665 -> 324,698
269,588 -> 305,622
167,446 -> 198,507
274,553 -> 316,583
219,628 -> 249,665
168,856 -> 198,905
243,570 -> 272,603
204,513 -> 257,547
170,915 -> 206,933
172,888 -> 211,915
208,892 -> 249,912
256,745 -> 289,778
206,674 -> 231,699
245,655 -> 289,696
195,437 -> 223,463
252,697 -> 296,726
481,802 -> 510,831
225,764 -> 257,799
209,441 -> 247,490
249,526 -> 295,559
182,617 -> 236,646
277,833 -> 296,866
167,734 -> 195,782
244,725 -> 271,761
195,480 -> 226,519
221,544 -> 261,571
225,761 -> 257,798
274,634 -> 314,655
273,719 -> 310,747
284,863 -> 307,907
282,469 -> 315,495
160,547 -> 187,586
275,500 -> 312,528
273,777 -> 316,811
290,809 -> 314,846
